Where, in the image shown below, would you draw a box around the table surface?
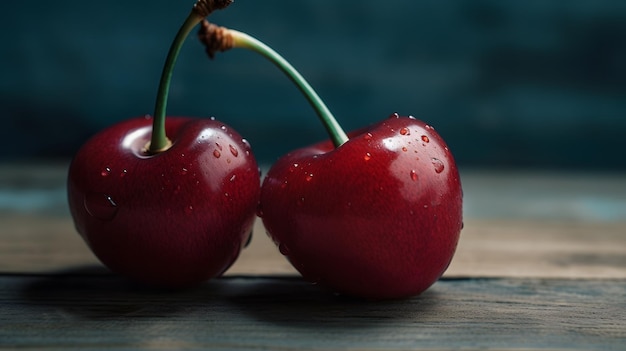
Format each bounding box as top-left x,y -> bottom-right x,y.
1,163 -> 625,350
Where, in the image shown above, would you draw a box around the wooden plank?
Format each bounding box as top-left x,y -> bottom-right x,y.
1,275 -> 624,350
1,214 -> 625,278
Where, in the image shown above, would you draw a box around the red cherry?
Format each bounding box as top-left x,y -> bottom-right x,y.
199,22 -> 463,299
65,1 -> 254,286
259,116 -> 462,299
68,116 -> 260,287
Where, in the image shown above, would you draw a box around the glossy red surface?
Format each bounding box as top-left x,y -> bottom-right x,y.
259,115 -> 463,299
67,116 -> 260,287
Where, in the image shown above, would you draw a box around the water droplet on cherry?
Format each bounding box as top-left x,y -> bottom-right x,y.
229,174 -> 236,182
400,127 -> 410,135
229,144 -> 239,157
244,231 -> 253,248
185,205 -> 194,215
220,125 -> 227,131
364,152 -> 372,161
241,138 -> 252,154
388,113 -> 400,119
421,135 -> 430,143
278,242 -> 291,256
101,167 -> 111,177
84,193 -> 118,221
410,170 -> 418,181
120,169 -> 127,178
213,150 -> 221,158
305,173 -> 313,182
431,158 -> 445,173
210,116 -> 216,121
215,143 -> 223,151
402,147 -> 408,152
180,168 -> 188,175
364,132 -> 373,141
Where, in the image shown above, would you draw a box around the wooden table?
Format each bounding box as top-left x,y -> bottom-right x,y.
1,164 -> 625,350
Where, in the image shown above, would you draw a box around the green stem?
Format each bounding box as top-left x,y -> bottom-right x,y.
230,30 -> 349,147
149,13 -> 204,153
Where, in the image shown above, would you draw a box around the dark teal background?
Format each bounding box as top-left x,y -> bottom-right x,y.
2,0 -> 625,169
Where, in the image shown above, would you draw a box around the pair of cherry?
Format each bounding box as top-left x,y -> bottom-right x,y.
67,0 -> 462,300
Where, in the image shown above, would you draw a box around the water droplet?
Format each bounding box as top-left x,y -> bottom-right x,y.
280,180 -> 288,189
180,168 -> 188,175
402,147 -> 408,152
229,144 -> 239,157
213,150 -> 221,158
424,204 -> 429,209
244,231 -> 253,248
101,167 -> 111,177
425,124 -> 435,130
364,152 -> 372,161
210,116 -> 216,121
408,115 -> 416,120
185,205 -> 194,215
220,125 -> 227,131
305,173 -> 313,182
230,174 -> 236,182
410,170 -> 418,181
364,132 -> 373,141
388,112 -> 400,119
431,158 -> 445,173
84,193 -> 118,220
400,127 -> 410,135
120,169 -> 127,178
241,138 -> 252,151
278,243 -> 291,256
297,197 -> 305,206
215,143 -> 223,151
421,135 -> 430,143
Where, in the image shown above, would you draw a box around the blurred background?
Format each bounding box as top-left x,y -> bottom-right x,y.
0,0 -> 625,220
1,0 -> 625,168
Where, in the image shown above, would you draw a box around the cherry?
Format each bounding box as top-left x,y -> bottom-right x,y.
258,116 -> 462,299
67,0 -> 261,287
200,21 -> 463,299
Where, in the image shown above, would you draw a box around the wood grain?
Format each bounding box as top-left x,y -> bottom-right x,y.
2,166 -> 626,350
1,275 -> 624,350
1,214 -> 625,278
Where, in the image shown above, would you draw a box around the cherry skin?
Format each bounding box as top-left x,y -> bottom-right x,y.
259,114 -> 462,299
67,116 -> 260,287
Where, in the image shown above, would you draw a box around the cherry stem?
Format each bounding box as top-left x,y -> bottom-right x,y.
200,22 -> 349,147
149,0 -> 233,154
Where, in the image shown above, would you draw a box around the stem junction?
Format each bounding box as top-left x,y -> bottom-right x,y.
149,0 -> 233,154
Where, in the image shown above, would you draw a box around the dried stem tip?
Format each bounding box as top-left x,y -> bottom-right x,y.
193,0 -> 234,18
198,20 -> 234,59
